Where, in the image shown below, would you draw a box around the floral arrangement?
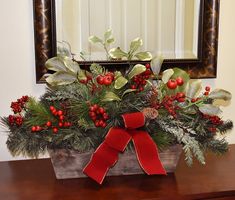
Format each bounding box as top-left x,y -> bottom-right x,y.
0,31 -> 233,184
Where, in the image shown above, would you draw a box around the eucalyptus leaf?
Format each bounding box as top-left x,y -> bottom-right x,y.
128,64 -> 146,79
88,35 -> 102,44
129,38 -> 143,54
150,55 -> 164,75
209,89 -> 232,101
134,51 -> 152,61
114,76 -> 128,89
46,71 -> 77,86
104,29 -> 112,41
199,104 -> 222,116
106,38 -> 115,44
45,57 -> 68,72
186,80 -> 202,98
109,47 -> 128,59
122,89 -> 137,98
162,69 -> 174,84
102,92 -> 121,102
63,57 -> 80,74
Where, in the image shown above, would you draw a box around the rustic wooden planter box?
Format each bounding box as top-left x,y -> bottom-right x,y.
48,145 -> 182,179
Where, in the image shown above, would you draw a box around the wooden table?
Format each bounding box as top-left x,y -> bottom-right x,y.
1,145 -> 235,200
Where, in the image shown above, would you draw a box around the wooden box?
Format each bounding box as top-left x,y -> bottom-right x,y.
48,145 -> 182,179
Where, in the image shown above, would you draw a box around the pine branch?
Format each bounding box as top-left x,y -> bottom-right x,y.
217,120 -> 233,134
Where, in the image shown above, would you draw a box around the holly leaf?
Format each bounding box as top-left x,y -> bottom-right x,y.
109,47 -> 128,59
150,55 -> 164,76
128,64 -> 146,79
186,80 -> 202,99
134,51 -> 152,61
45,56 -> 68,72
114,76 -> 128,89
129,38 -> 143,54
199,104 -> 222,116
46,71 -> 77,86
88,36 -> 103,44
162,69 -> 174,84
102,92 -> 121,102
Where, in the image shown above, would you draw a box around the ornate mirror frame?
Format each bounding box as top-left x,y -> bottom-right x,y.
33,0 -> 220,83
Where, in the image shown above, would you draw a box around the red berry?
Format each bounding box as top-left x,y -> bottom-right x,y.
99,120 -> 105,127
35,126 -> 42,132
79,78 -> 88,84
167,79 -> 178,89
52,110 -> 57,116
57,110 -> 63,116
103,76 -> 113,86
176,92 -> 185,99
191,98 -> 197,103
95,120 -> 100,127
204,91 -> 209,96
130,85 -> 137,89
178,98 -> 185,103
145,63 -> 151,69
141,80 -> 147,85
59,122 -> 63,127
46,121 -> 52,127
31,126 -> 36,132
176,77 -> 184,86
89,111 -> 96,117
59,115 -> 65,121
103,113 -> 109,120
106,72 -> 115,81
53,127 -> 58,133
144,69 -> 152,75
101,122 -> 107,128
205,86 -> 211,92
93,104 -> 99,110
50,106 -> 55,111
139,87 -> 144,92
98,107 -> 105,114
91,116 -> 97,121
67,122 -> 71,127
96,75 -> 104,85
89,106 -> 96,112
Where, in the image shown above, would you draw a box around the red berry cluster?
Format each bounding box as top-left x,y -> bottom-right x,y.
10,95 -> 29,114
96,72 -> 115,86
31,106 -> 71,133
167,77 -> 184,90
79,74 -> 92,85
8,115 -> 23,126
202,114 -> 223,133
204,86 -> 211,96
89,104 -> 109,128
130,64 -> 152,92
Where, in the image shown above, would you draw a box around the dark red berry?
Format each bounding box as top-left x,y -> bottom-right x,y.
96,75 -> 104,85
103,76 -> 113,85
31,126 -> 36,132
50,106 -> 55,111
205,86 -> 211,92
46,121 -> 52,127
53,127 -> 58,133
98,107 -> 105,114
145,63 -> 151,69
58,122 -> 63,127
57,110 -> 63,116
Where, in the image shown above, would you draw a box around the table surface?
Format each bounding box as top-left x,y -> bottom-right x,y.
1,145 -> 235,200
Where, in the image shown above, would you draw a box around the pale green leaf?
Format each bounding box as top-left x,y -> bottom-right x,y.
63,57 -> 80,74
122,89 -> 137,98
162,69 -> 174,84
106,38 -> 115,44
128,64 -> 146,79
199,104 -> 222,116
209,89 -> 232,101
134,51 -> 152,61
129,38 -> 143,53
102,92 -> 121,102
46,71 -> 77,86
45,57 -> 67,72
186,80 -> 202,98
150,55 -> 164,75
88,35 -> 102,44
57,46 -> 71,57
104,29 -> 112,41
114,71 -> 122,79
114,76 -> 128,89
77,70 -> 87,81
109,47 -> 128,59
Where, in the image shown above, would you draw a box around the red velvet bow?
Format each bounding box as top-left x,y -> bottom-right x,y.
83,112 -> 166,184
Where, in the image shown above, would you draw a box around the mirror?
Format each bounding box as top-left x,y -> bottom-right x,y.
33,0 -> 219,83
56,0 -> 200,61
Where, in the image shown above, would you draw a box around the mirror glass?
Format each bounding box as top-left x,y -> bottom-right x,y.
56,0 -> 200,61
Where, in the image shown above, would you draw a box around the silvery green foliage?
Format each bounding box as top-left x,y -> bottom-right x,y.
157,118 -> 205,166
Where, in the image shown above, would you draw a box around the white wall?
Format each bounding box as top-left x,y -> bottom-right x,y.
0,0 -> 235,161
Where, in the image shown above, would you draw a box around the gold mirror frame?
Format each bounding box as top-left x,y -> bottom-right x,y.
33,0 -> 220,83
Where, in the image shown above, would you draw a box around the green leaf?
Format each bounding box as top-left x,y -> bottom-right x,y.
114,76 -> 128,89
45,57 -> 68,72
129,38 -> 143,54
88,35 -> 103,44
134,51 -> 152,61
114,71 -> 122,79
186,80 -> 202,98
162,69 -> 174,84
106,38 -> 115,44
77,70 -> 87,81
199,104 -> 222,116
128,64 -> 146,79
104,29 -> 112,41
122,89 -> 137,98
46,71 -> 77,86
209,89 -> 232,101
109,47 -> 128,59
102,92 -> 121,102
63,57 -> 80,74
150,55 -> 164,75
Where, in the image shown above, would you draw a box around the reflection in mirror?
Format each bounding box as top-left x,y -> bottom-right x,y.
56,0 -> 200,61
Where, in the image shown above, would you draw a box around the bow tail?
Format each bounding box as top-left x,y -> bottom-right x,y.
130,130 -> 166,175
